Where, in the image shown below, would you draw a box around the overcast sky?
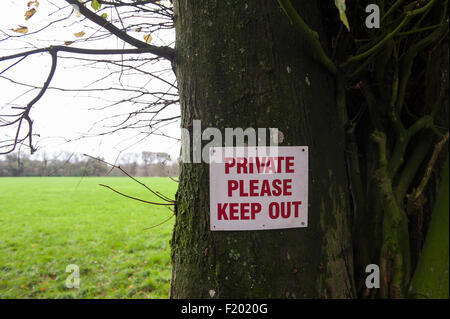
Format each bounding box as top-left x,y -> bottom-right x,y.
0,0 -> 181,163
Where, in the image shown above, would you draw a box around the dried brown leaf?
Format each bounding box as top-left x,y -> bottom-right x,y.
143,33 -> 152,44
11,26 -> 28,34
25,8 -> 36,20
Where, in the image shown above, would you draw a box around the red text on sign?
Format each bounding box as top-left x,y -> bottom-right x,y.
224,156 -> 295,174
217,202 -> 262,220
269,201 -> 302,219
227,179 -> 292,197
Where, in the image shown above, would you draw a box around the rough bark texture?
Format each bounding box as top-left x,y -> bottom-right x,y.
170,0 -> 355,298
408,156 -> 449,298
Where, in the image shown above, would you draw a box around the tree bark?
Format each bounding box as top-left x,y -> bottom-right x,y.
408,156 -> 449,298
170,0 -> 355,298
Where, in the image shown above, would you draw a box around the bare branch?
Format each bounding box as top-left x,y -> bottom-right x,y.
143,212 -> 175,230
0,45 -> 174,63
64,0 -> 175,61
0,49 -> 58,155
413,131 -> 449,200
99,183 -> 174,206
84,153 -> 175,203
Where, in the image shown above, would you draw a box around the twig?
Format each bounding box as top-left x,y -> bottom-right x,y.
0,49 -> 58,155
99,184 -> 174,206
277,0 -> 337,75
413,131 -> 449,200
143,212 -> 175,230
0,46 -> 173,63
64,0 -> 175,61
84,153 -> 175,203
169,176 -> 179,183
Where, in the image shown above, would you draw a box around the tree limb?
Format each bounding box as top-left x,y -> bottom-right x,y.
1,46 -> 174,63
0,49 -> 58,155
64,0 -> 175,61
277,0 -> 337,75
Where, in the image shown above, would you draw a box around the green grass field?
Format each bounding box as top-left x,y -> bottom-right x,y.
0,177 -> 177,299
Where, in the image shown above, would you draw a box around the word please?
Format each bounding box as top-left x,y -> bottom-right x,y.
228,179 -> 292,197
225,156 -> 295,174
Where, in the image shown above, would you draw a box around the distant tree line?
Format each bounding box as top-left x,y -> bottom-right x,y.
0,151 -> 179,177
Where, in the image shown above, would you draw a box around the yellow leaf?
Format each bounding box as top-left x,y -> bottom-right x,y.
25,8 -> 36,20
334,0 -> 350,31
135,27 -> 142,32
74,31 -> 86,38
340,13 -> 350,31
64,41 -> 73,46
143,34 -> 152,44
11,26 -> 28,34
27,0 -> 39,7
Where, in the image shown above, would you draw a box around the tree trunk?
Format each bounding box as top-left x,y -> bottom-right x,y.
408,156 -> 449,298
170,0 -> 355,298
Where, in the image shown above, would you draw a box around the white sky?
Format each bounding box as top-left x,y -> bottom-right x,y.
0,0 -> 181,163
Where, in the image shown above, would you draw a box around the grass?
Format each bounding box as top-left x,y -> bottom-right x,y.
0,176 -> 177,299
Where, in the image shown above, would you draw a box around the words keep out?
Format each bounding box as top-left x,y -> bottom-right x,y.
217,201 -> 302,220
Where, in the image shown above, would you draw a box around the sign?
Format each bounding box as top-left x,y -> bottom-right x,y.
209,146 -> 308,231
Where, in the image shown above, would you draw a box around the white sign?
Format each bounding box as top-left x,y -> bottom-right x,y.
209,146 -> 308,231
